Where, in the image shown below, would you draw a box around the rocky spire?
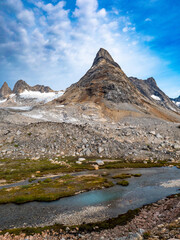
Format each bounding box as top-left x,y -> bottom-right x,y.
92,48 -> 120,68
145,77 -> 157,87
13,80 -> 31,94
0,82 -> 12,98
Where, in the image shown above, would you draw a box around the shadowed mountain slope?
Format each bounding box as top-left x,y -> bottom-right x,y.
129,77 -> 179,112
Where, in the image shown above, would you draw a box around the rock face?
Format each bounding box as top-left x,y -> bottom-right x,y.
0,82 -> 12,98
55,48 -> 147,106
54,48 -> 180,122
171,95 -> 180,107
129,77 -> 179,112
13,80 -> 31,94
13,80 -> 53,94
31,84 -> 53,93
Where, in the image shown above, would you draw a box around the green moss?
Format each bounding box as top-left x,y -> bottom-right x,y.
0,175 -> 114,204
21,185 -> 31,189
117,180 -> 129,186
112,173 -> 131,179
0,157 -> 178,184
132,174 -> 142,177
143,231 -> 151,239
43,178 -> 53,183
28,178 -> 36,182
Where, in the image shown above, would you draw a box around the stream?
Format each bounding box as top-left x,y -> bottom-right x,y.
0,167 -> 180,230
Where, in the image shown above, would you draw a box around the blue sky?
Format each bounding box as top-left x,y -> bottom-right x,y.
0,0 -> 179,97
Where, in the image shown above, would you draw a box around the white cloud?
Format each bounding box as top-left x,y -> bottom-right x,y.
145,18 -> 152,22
18,10 -> 35,26
2,0 -> 23,12
97,8 -> 107,17
74,0 -> 98,17
123,26 -> 135,32
0,0 -> 177,95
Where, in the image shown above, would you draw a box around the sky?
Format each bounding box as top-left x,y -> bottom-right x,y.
0,0 -> 180,97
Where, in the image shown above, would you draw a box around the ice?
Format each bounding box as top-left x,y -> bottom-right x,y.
19,90 -> 64,103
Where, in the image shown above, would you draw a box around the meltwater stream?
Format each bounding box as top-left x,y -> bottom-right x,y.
0,167 -> 180,230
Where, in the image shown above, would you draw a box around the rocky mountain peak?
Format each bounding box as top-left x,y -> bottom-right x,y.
56,48 -> 145,107
13,80 -> 31,94
92,48 -> 120,68
145,77 -> 157,87
0,82 -> 12,98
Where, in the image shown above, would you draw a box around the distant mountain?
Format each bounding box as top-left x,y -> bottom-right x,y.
13,80 -> 53,94
170,95 -> 180,107
129,77 -> 179,112
0,80 -> 64,106
0,82 -> 12,98
54,48 -> 180,122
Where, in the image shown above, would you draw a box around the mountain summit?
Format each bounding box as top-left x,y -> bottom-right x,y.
56,48 -> 144,106
54,48 -> 180,122
0,82 -> 12,98
92,48 -> 120,68
13,80 -> 31,94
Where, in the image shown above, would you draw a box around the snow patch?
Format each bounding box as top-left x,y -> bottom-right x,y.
0,99 -> 7,104
151,95 -> 161,101
9,94 -> 15,98
19,90 -> 64,103
56,105 -> 65,108
176,102 -> 180,107
6,106 -> 33,111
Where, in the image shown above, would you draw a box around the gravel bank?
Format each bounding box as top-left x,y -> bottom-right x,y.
0,194 -> 179,239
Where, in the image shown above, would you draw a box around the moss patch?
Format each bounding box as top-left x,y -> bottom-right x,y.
0,175 -> 114,204
117,180 -> 129,186
112,173 -> 132,179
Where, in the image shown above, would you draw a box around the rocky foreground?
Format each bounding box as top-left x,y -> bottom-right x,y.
0,194 -> 179,240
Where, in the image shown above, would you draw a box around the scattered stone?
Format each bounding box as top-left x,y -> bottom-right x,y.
96,160 -> 104,166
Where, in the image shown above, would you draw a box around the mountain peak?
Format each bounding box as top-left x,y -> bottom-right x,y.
13,80 -> 30,94
0,82 -> 12,98
145,77 -> 157,87
92,48 -> 120,68
2,82 -> 8,88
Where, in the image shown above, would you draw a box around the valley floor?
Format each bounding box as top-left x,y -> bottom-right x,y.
0,107 -> 180,239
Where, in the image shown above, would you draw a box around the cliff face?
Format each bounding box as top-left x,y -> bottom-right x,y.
0,82 -> 12,98
170,95 -> 180,107
129,77 -> 179,112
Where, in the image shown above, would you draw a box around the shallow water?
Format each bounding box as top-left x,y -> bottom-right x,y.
0,167 -> 180,230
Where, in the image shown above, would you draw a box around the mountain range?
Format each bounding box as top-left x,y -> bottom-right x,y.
54,48 -> 180,122
0,80 -> 64,106
0,48 -> 180,162
0,48 -> 179,121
